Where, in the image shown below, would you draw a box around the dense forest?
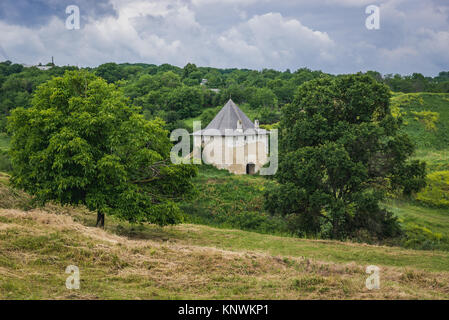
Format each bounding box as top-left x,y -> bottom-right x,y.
1,60 -> 449,135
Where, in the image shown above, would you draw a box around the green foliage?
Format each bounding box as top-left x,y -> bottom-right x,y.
248,87 -> 277,109
413,149 -> 449,173
7,70 -> 196,226
1,60 -> 448,137
95,62 -> 143,84
384,199 -> 449,251
95,62 -> 123,83
122,71 -> 220,124
258,107 -> 280,124
179,165 -> 289,235
200,107 -> 220,126
165,86 -> 204,119
0,62 -> 78,133
182,63 -> 199,80
382,72 -> 449,93
267,78 -> 296,104
160,71 -> 182,88
0,150 -> 12,172
392,93 -> 449,150
0,133 -> 11,172
216,84 -> 252,105
266,74 -> 426,240
401,223 -> 449,251
416,171 -> 449,208
1,59 -> 448,244
411,110 -> 439,131
0,132 -> 10,151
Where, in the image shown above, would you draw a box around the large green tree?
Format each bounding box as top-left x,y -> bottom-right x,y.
165,86 -> 204,119
7,70 -> 197,227
265,74 -> 426,240
248,87 -> 277,109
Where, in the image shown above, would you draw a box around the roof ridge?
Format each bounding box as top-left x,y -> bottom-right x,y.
200,99 -> 256,135
229,99 -> 243,126
213,104 -> 223,130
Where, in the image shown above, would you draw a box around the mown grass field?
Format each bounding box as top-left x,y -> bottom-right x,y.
1,183 -> 449,299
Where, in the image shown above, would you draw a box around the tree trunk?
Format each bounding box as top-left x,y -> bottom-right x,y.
96,212 -> 105,228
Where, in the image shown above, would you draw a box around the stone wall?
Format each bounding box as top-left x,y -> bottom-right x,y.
197,134 -> 269,174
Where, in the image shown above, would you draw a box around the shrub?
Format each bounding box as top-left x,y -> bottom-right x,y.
416,171 -> 449,208
401,223 -> 449,250
0,175 -> 33,210
410,110 -> 439,131
265,74 -> 426,240
0,150 -> 12,172
180,165 -> 290,235
258,107 -> 280,124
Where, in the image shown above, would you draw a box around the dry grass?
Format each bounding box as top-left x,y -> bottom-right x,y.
1,173 -> 448,299
0,176 -> 32,210
1,207 -> 449,299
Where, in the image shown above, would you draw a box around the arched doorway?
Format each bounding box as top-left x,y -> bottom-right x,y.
246,163 -> 256,175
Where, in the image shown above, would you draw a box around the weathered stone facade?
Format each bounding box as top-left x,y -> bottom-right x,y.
193,99 -> 269,175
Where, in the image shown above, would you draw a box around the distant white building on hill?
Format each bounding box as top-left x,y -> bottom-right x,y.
193,99 -> 269,175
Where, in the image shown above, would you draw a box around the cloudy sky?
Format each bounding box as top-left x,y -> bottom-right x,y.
0,0 -> 448,76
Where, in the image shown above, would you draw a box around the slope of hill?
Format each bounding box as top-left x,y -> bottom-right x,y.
1,183 -> 449,299
392,93 -> 449,209
393,93 -> 449,152
1,92 -> 449,299
179,93 -> 449,250
179,165 -> 288,235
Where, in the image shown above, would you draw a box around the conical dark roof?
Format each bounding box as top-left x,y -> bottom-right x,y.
192,99 -> 267,136
204,99 -> 255,133
193,99 -> 266,136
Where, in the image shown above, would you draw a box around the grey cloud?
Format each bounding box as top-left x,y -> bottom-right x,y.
0,0 -> 447,76
0,45 -> 8,61
0,0 -> 116,27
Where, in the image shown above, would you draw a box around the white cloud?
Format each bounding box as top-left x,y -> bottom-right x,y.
216,13 -> 335,69
0,0 -> 447,75
325,0 -> 383,6
0,1 -> 336,70
0,0 -> 198,66
192,0 -> 384,7
192,0 -> 261,6
420,29 -> 449,65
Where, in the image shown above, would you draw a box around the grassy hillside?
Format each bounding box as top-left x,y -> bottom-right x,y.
385,200 -> 449,236
1,92 -> 449,299
179,165 -> 288,235
2,181 -> 449,299
181,165 -> 449,250
393,93 -> 449,151
392,93 -> 449,209
1,92 -> 448,238
179,93 -> 449,250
